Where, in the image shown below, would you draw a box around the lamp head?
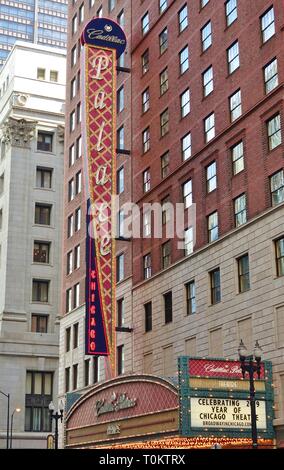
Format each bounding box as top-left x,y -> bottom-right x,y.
59,400 -> 64,413
254,340 -> 262,362
238,339 -> 247,360
48,401 -> 55,413
15,408 -> 21,413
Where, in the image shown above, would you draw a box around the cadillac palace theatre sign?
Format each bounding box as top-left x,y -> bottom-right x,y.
81,18 -> 126,370
178,357 -> 275,440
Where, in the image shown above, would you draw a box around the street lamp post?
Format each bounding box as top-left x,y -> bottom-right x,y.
49,401 -> 64,449
0,390 -> 10,449
10,408 -> 21,449
238,339 -> 262,449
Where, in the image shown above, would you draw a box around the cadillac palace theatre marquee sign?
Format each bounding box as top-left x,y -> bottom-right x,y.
81,18 -> 126,370
178,357 -> 275,440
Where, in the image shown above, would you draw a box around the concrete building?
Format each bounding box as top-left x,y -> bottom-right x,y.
0,0 -> 68,68
59,0 -> 284,447
0,41 -> 66,448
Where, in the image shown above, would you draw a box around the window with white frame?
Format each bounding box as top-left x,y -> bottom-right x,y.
143,211 -> 151,237
230,89 -> 242,122
180,89 -> 190,118
159,0 -> 167,14
184,227 -> 193,255
143,254 -> 152,280
204,113 -> 215,142
160,109 -> 169,136
201,21 -> 212,51
267,114 -> 282,151
160,68 -> 168,95
206,161 -> 217,193
142,127 -> 150,153
159,27 -> 168,54
208,211 -> 218,242
178,5 -> 188,33
179,46 -> 189,74
142,12 -> 150,35
232,141 -> 244,175
142,88 -> 150,113
261,7 -> 275,43
182,180 -> 192,208
227,41 -> 239,74
203,66 -> 213,97
143,168 -> 151,193
226,0 -> 237,26
264,58 -> 278,94
234,193 -> 247,226
270,170 -> 284,206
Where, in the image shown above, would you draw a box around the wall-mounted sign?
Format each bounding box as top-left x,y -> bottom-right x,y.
178,356 -> 275,440
96,393 -> 137,417
190,397 -> 267,430
82,18 -> 127,369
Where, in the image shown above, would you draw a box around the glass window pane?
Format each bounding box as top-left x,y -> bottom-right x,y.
26,372 -> 32,394
44,373 -> 52,395
34,373 -> 42,394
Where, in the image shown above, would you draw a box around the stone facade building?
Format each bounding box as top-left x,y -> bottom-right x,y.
0,42 -> 66,448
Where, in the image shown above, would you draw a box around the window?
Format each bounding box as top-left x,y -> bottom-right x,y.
143,168 -> 151,193
74,283 -> 80,309
118,52 -> 125,68
203,66 -> 213,97
261,7 -> 275,43
208,211 -> 218,242
186,281 -> 196,315
226,0 -> 237,26
109,0 -> 115,11
73,323 -> 79,349
142,12 -> 150,35
68,179 -> 75,202
238,254 -> 250,292
35,204 -> 51,225
201,0 -> 210,7
117,345 -> 124,375
162,241 -> 171,269
270,170 -> 284,206
264,58 -> 278,94
76,102 -> 81,124
71,78 -> 76,99
25,371 -> 52,432
71,45 -> 77,67
37,132 -> 53,152
181,133 -> 191,161
79,3 -> 84,23
84,359 -> 90,387
184,227 -> 193,255
37,68 -> 45,80
232,141 -> 244,175
117,167 -> 124,194
117,253 -> 124,282
74,245 -> 80,269
65,368 -> 70,392
93,357 -> 99,383
183,180 -> 192,208
144,302 -> 152,331
117,86 -> 124,113
267,114 -> 282,150
180,89 -> 190,118
69,144 -> 75,167
31,315 -> 48,333
164,291 -> 172,324
36,168 -> 52,189
161,152 -> 169,178
117,298 -> 125,327
67,251 -> 73,275
142,49 -> 149,75
179,46 -> 189,74
206,161 -> 217,193
201,21 -> 212,51
143,211 -> 151,237
32,280 -> 49,302
159,0 -> 167,14
275,237 -> 284,277
76,135 -> 82,159
234,194 -> 247,227
97,6 -> 103,17
160,109 -> 169,136
162,196 -> 170,224
142,127 -> 150,153
142,88 -> 150,113
75,171 -> 82,195
75,207 -> 81,231
227,41 -> 239,74
204,113 -> 215,142
159,28 -> 168,55
73,364 -> 78,390
70,110 -> 75,132
33,242 -> 50,263
68,214 -> 74,238
66,327 -> 71,352
117,126 -> 125,150
160,68 -> 168,95
143,254 -> 152,279
118,209 -> 124,237
72,14 -> 78,34
50,69 -> 58,82
66,289 -> 72,313
117,10 -> 124,27
210,268 -> 221,304
230,89 -> 242,121
178,5 -> 188,33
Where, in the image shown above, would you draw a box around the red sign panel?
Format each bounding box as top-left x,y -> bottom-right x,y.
189,359 -> 265,379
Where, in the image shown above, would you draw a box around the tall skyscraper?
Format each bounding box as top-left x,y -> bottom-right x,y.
0,0 -> 68,67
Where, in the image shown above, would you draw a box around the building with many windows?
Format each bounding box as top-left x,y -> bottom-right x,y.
0,41 -> 66,448
60,0 -> 284,447
0,0 -> 68,68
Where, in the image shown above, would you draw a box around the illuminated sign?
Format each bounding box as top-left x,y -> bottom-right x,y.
178,356 -> 275,440
82,18 -> 126,365
190,397 -> 267,430
96,392 -> 137,417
